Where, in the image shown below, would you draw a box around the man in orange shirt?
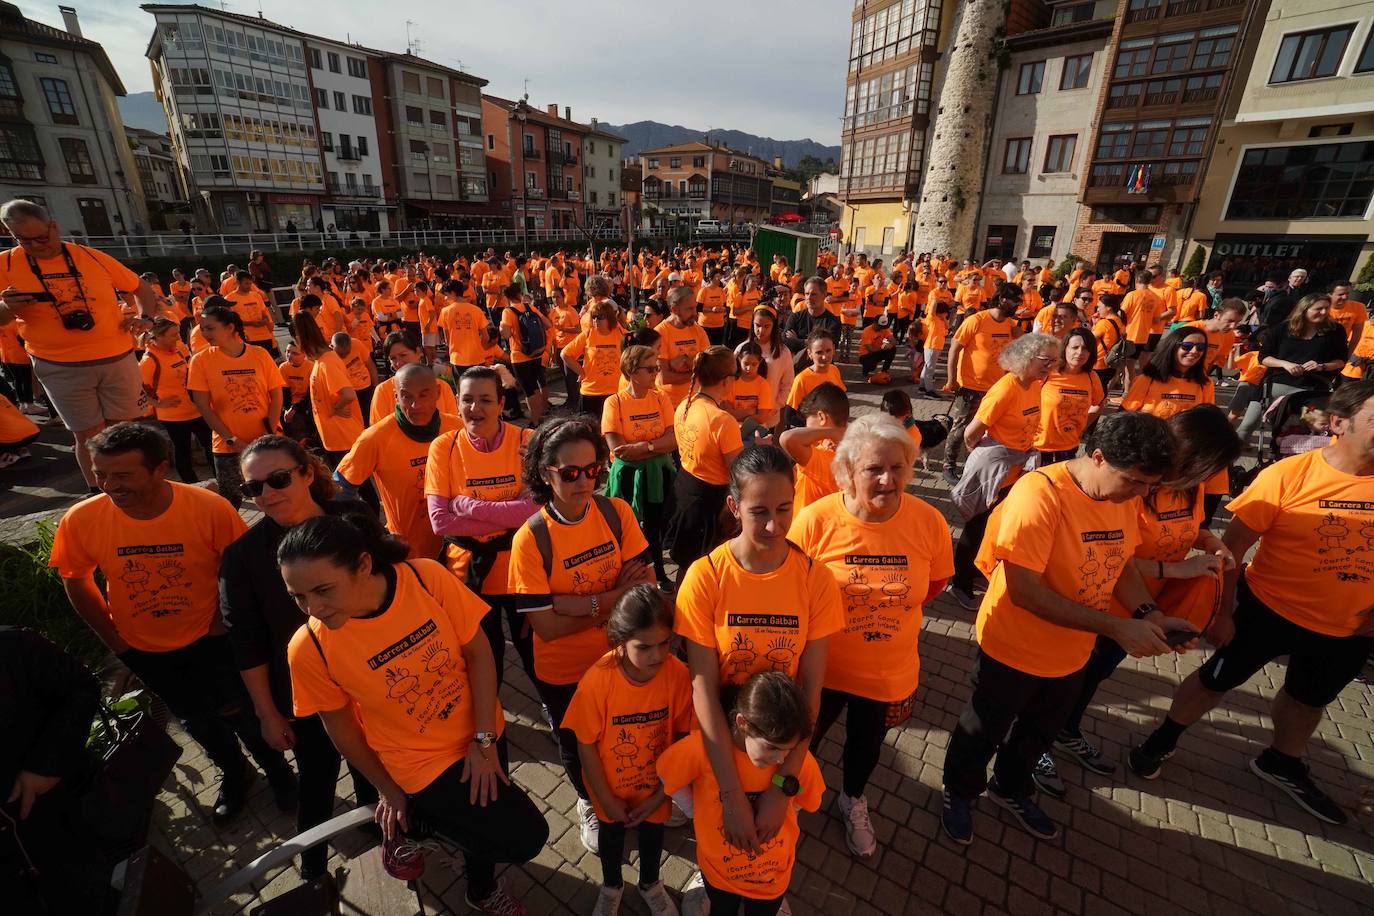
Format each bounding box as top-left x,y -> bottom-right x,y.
1130,381 -> 1374,826
49,422 -> 294,825
1120,270 -> 1164,389
942,283 -> 1022,481
941,412 -> 1185,844
225,270 -> 280,357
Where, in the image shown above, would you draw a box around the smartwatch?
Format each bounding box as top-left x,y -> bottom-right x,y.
770,773 -> 800,797
1132,601 -> 1161,620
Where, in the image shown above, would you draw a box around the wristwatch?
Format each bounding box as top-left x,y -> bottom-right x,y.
1132,601 -> 1162,620
473,731 -> 496,750
770,773 -> 800,797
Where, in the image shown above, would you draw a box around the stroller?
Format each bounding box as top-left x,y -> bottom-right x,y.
1231,383 -> 1332,494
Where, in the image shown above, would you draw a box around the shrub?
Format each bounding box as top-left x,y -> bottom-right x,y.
1183,245 -> 1206,279
1354,252 -> 1374,298
1052,254 -> 1085,282
0,523 -> 110,673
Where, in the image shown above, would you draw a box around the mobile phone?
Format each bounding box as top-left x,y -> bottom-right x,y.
16,291 -> 55,302
1165,628 -> 1200,648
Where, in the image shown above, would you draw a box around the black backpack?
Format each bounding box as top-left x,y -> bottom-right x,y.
515,304 -> 547,354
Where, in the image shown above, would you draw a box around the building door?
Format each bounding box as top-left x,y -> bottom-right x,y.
77,198 -> 112,236
1097,232 -> 1152,276
983,225 -> 1017,262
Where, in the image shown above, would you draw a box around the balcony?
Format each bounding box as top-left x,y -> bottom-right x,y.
1125,5 -> 1160,24
547,188 -> 568,200
567,190 -> 581,202
1182,86 -> 1220,104
327,180 -> 380,199
1143,91 -> 1179,106
336,147 -> 361,161
1107,94 -> 1140,110
560,152 -> 578,165
1164,0 -> 1201,15
520,147 -> 541,160
525,187 -> 545,199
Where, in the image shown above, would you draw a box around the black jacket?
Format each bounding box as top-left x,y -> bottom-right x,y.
0,627 -> 99,795
784,308 -> 841,352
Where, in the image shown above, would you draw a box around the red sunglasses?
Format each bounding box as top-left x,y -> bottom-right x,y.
547,462 -> 603,483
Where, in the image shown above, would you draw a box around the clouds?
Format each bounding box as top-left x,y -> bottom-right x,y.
19,0 -> 845,143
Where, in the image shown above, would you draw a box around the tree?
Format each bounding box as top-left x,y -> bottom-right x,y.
1183,245 -> 1206,279
785,155 -> 838,186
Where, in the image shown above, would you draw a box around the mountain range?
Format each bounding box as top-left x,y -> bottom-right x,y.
117,93 -> 839,168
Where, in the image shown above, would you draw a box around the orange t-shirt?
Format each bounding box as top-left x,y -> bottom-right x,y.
1174,289 -> 1209,323
1343,323 -> 1374,380
785,364 -> 845,410
675,395 -> 744,485
1092,317 -> 1126,371
952,311 -> 1017,392
974,374 -> 1043,451
726,375 -> 774,420
0,321 -> 25,363
279,357 -> 314,402
1035,370 -> 1103,453
49,484 -> 247,652
696,286 -> 728,329
974,464 -> 1140,677
437,301 -> 489,367
1108,485 -> 1217,630
1120,374 -> 1214,420
1121,288 -> 1164,344
602,386 -> 674,444
793,440 -> 837,513
1227,448 -> 1374,637
225,287 -> 275,343
0,392 -> 38,444
287,559 -> 499,793
367,375 -> 457,426
309,350 -> 364,451
676,543 -> 843,686
1183,321 -> 1236,371
347,312 -> 375,351
923,312 -> 949,350
423,424 -> 532,593
656,322 -> 711,408
501,301 -> 548,363
340,348 -> 372,390
338,413 -> 462,562
791,492 -> 953,701
562,327 -> 624,397
371,295 -> 403,323
507,497 -> 650,685
563,652 -> 693,824
549,305 -> 581,350
186,344 -> 284,453
0,243 -> 143,362
1149,284 -> 1176,333
139,344 -> 200,422
1234,350 -> 1266,385
657,733 -> 823,900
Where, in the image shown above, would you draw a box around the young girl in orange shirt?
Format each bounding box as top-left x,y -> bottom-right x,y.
565,585 -> 692,916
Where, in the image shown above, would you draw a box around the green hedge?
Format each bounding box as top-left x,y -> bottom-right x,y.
0,523 -> 110,673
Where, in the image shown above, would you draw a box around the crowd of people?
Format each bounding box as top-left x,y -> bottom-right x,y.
1,195 -> 1372,916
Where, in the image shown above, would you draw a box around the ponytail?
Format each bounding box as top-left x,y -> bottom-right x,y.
277,511 -> 410,572
687,345 -> 736,401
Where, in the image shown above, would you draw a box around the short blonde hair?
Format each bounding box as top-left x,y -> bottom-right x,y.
620,344 -> 656,378
584,274 -> 611,298
831,413 -> 916,493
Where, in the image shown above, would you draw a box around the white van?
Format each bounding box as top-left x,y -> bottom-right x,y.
696,219 -> 723,234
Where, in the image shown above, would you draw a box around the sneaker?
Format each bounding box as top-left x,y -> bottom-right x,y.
946,584 -> 980,611
639,880 -> 679,916
1250,753 -> 1347,825
836,793 -> 877,857
988,779 -> 1059,840
665,800 -> 689,828
466,883 -> 528,916
680,870 -> 707,916
382,834 -> 427,881
1054,733 -> 1117,776
576,798 -> 600,854
941,469 -> 960,487
940,790 -> 974,846
593,885 -> 623,916
1126,744 -> 1173,781
1032,753 -> 1066,800
210,770 -> 255,827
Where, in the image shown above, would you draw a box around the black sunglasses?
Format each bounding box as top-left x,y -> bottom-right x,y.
547,462 -> 603,483
240,465 -> 305,498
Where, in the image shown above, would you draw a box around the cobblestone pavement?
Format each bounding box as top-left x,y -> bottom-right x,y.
13,349 -> 1372,914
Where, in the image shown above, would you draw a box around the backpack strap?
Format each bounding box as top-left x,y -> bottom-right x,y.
402,559 -> 434,598
304,620 -> 335,682
526,496 -> 623,580
592,494 -> 622,547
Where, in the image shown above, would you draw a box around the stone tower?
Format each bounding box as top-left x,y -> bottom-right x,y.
911,0 -> 1007,257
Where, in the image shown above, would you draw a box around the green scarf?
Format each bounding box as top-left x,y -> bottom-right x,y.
395,405 -> 441,442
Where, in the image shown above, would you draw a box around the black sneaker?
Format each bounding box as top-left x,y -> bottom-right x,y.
1032,753 -> 1066,800
210,770 -> 256,826
1250,753 -> 1347,826
941,790 -> 974,845
1054,733 -> 1117,776
988,779 -> 1059,840
1126,744 -> 1173,780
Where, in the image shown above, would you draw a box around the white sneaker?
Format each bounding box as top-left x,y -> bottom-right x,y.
665,800 -> 689,827
593,885 -> 622,916
576,798 -> 600,854
680,869 -> 707,916
776,899 -> 793,916
639,880 -> 679,916
837,792 -> 877,857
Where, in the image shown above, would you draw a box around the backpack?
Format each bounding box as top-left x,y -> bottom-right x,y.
526,494 -> 622,578
515,304 -> 547,354
1103,318 -> 1131,369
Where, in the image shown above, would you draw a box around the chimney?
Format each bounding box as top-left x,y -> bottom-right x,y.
564,106 -> 571,121
546,103 -> 558,116
590,117 -> 598,132
59,4 -> 81,37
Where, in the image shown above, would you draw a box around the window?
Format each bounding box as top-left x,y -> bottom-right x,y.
333,91 -> 346,111
525,171 -> 538,189
40,78 -> 77,123
34,52 -> 58,64
402,71 -> 421,93
1017,61 -> 1045,95
357,136 -> 369,155
1052,3 -> 1094,26
983,225 -> 1017,261
1193,33 -> 1233,69
1060,54 -> 1092,90
327,51 -> 340,73
1003,137 -> 1032,174
1152,40 -> 1191,74
1043,135 -> 1077,173
1358,29 -> 1374,73
1226,141 -> 1374,220
354,95 -> 374,115
427,76 -> 444,98
1270,25 -> 1355,83
307,47 -> 321,69
693,155 -> 705,168
431,142 -> 450,163
847,0 -> 941,72
647,158 -> 659,169
566,176 -> 574,192
487,134 -> 495,150
346,57 -> 367,79
1028,226 -> 1056,259
1131,128 -> 1168,158
321,131 -> 334,151
1090,204 -> 1161,224
1114,47 -> 1151,79
670,157 -> 682,168
59,138 -> 95,183
0,126 -> 44,180
608,192 -> 616,206
1168,126 -> 1207,157
1309,123 -> 1354,138
430,110 -> 446,128
406,106 -> 423,125
1096,124 -> 1131,160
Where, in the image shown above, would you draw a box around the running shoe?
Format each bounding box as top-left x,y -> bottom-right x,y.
1126,744 -> 1173,780
1031,753 -> 1066,800
382,834 -> 427,881
466,883 -> 529,915
837,793 -> 877,857
1250,752 -> 1347,825
988,778 -> 1059,840
1054,733 -> 1117,776
946,584 -> 980,611
210,769 -> 255,827
680,870 -> 707,916
639,881 -> 679,916
576,797 -> 601,854
941,469 -> 960,487
941,790 -> 974,846
593,885 -> 623,916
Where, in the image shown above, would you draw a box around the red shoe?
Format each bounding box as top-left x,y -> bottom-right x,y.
381,835 -> 427,881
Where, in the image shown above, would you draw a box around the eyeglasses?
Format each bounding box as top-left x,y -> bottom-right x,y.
548,462 -> 603,483
239,465 -> 304,498
1177,342 -> 1207,352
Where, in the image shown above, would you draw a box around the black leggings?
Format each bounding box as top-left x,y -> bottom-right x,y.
1060,636 -> 1129,739
478,598 -> 537,690
859,349 -> 896,375
290,713 -> 379,875
3,360 -> 33,403
528,677 -> 586,799
703,877 -> 784,916
597,820 -> 664,888
408,742 -> 549,902
811,688 -> 892,798
579,393 -> 608,422
951,498 -> 1001,593
161,416 -> 214,483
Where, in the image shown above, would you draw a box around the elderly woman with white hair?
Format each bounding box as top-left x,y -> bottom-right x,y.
790,412 -> 953,859
947,332 -> 1061,610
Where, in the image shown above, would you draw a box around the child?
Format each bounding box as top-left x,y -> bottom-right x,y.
879,389 -> 950,466
919,299 -> 951,398
857,315 -> 897,382
784,330 -> 844,427
726,341 -> 778,434
658,672 -> 823,916
779,382 -> 849,514
564,585 -> 692,916
347,299 -> 376,356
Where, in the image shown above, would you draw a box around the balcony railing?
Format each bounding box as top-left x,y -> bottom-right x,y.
560,152 -> 578,165
567,190 -> 581,202
1125,6 -> 1161,24
1107,94 -> 1141,109
525,187 -> 545,199
1164,0 -> 1201,15
1155,170 -> 1198,186
1143,91 -> 1179,106
547,188 -> 568,200
1182,86 -> 1220,103
327,180 -> 380,199
336,147 -> 361,161
520,147 -> 541,160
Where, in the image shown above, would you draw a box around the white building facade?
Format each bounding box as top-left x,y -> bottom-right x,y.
302,38 -> 388,234
582,118 -> 624,227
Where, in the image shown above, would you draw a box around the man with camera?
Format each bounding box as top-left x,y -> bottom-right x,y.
0,200 -> 163,490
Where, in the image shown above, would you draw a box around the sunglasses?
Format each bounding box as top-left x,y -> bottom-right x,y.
547,462 -> 603,483
239,465 -> 305,498
1177,342 -> 1208,352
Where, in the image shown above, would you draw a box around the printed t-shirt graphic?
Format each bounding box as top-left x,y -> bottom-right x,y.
437,300 -> 488,366
675,396 -> 743,486
974,374 -> 1044,452
186,344 -> 285,452
726,375 -> 774,419
790,492 -> 953,701
562,652 -> 693,824
508,497 -> 650,685
1109,486 -> 1216,630
49,484 -> 247,652
656,322 -> 711,408
676,543 -> 842,685
225,287 -> 275,343
562,327 -> 624,397
602,387 -> 674,443
140,344 -> 201,422
279,357 -> 314,403
0,244 -> 141,362
287,559 -> 499,793
657,733 -> 823,900
1035,371 -> 1103,452
1119,375 -> 1214,420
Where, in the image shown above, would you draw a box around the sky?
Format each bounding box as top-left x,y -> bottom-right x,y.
19,0 -> 848,144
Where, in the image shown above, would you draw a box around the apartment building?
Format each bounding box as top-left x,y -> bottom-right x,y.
640,141 -> 772,226
302,38 -> 387,234
483,97 -> 587,231
0,4 -> 146,236
768,160 -> 804,219
582,117 -> 626,227
126,126 -> 188,229
1187,0 -> 1374,289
